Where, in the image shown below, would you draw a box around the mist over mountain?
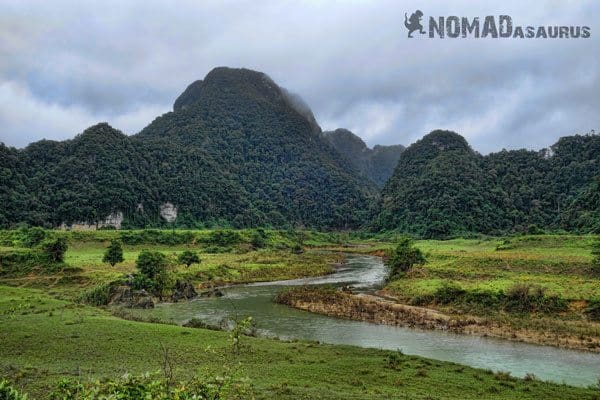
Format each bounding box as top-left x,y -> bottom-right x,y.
324,129 -> 404,187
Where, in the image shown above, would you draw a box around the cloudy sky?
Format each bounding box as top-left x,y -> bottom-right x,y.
1,0 -> 598,153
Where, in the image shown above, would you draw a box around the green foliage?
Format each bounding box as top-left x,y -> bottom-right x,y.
40,237 -> 68,263
177,250 -> 200,267
414,282 -> 568,314
102,239 -> 124,267
325,128 -> 404,187
119,230 -> 195,245
386,237 -> 425,280
0,379 -> 28,400
376,130 -> 600,238
19,227 -> 47,248
229,316 -> 255,355
77,283 -> 114,306
133,251 -> 170,296
249,229 -> 267,249
0,68 -> 375,230
592,239 -> 600,274
202,229 -> 242,247
49,372 -> 252,400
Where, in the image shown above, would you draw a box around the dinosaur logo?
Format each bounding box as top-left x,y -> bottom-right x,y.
404,10 -> 426,38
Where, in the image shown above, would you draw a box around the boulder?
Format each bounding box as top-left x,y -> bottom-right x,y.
172,280 -> 198,302
108,285 -> 154,308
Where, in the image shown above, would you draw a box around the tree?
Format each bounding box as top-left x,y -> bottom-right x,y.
40,237 -> 68,263
386,237 -> 425,281
102,239 -> 124,267
136,251 -> 168,279
133,251 -> 170,297
177,250 -> 200,268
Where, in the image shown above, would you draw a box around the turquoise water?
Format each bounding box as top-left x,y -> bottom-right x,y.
140,255 -> 600,387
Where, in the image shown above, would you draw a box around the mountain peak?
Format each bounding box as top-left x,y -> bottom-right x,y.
172,66 -> 321,133
419,130 -> 472,153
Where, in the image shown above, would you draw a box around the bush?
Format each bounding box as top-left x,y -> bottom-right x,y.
202,230 -> 242,247
102,239 -> 124,267
249,229 -> 268,249
177,250 -> 200,268
134,251 -> 171,297
20,227 -> 47,248
0,379 -> 28,400
50,372 -> 253,400
584,300 -> 600,322
386,237 -> 425,281
78,283 -> 114,306
119,230 -> 194,246
40,237 -> 68,263
504,283 -> 566,313
432,282 -> 466,305
415,281 -> 567,314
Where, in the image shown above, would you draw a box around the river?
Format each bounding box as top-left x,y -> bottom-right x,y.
135,254 -> 600,387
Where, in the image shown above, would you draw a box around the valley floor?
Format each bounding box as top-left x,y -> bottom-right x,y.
0,230 -> 599,399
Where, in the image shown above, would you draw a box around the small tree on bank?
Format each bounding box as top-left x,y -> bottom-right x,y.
133,251 -> 170,297
103,239 -> 124,267
177,250 -> 200,268
386,237 -> 425,281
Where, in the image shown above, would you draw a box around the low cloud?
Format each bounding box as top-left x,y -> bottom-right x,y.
0,0 -> 598,152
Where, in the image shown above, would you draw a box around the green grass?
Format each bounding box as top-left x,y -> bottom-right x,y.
1,230 -> 599,398
1,286 -> 597,400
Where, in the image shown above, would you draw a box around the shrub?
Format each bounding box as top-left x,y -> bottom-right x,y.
177,250 -> 200,268
386,237 -> 425,281
249,229 -> 267,249
78,283 -> 114,306
202,230 -> 242,247
40,237 -> 68,263
585,300 -> 600,322
0,379 -> 28,400
102,239 -> 124,267
50,373 -> 253,399
432,282 -> 466,305
119,230 -> 194,246
20,227 -> 47,248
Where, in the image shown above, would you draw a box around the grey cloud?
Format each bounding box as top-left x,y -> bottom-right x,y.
0,0 -> 598,153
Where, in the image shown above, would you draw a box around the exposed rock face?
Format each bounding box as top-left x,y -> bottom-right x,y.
60,210 -> 124,230
160,202 -> 177,223
171,280 -> 198,302
108,286 -> 154,308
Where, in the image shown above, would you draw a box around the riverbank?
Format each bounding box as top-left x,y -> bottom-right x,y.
2,285 -> 598,400
275,286 -> 600,353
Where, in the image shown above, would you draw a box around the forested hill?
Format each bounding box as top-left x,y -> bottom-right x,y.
375,130 -> 600,237
324,129 -> 405,187
0,67 -> 376,229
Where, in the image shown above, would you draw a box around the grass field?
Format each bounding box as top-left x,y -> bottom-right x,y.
1,285 -> 598,399
1,229 -> 599,398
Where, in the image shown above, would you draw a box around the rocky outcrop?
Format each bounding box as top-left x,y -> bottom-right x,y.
171,280 -> 198,302
160,202 -> 177,223
108,285 -> 154,308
